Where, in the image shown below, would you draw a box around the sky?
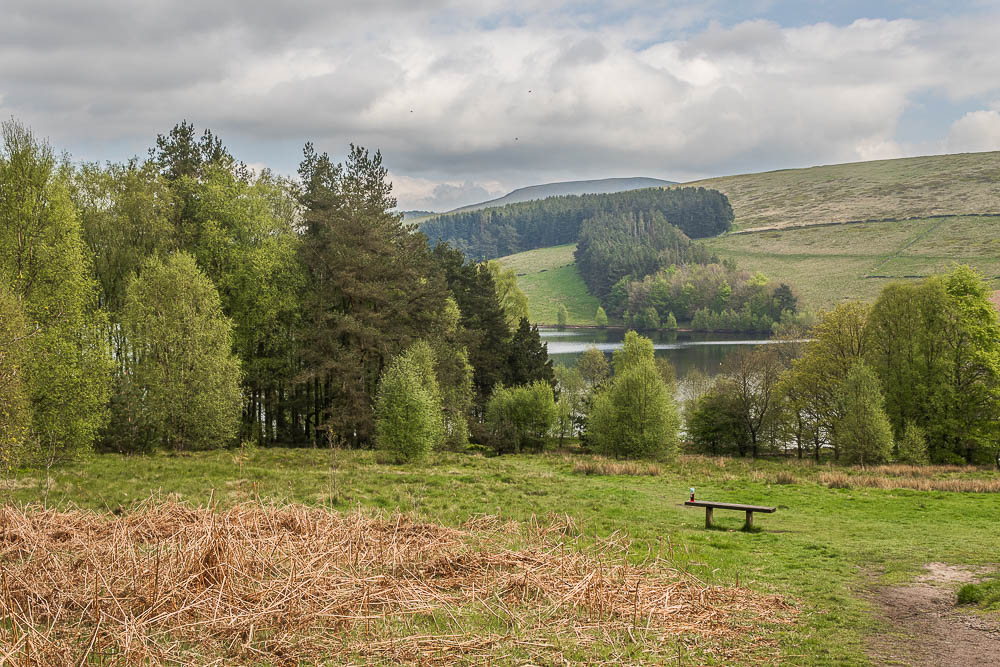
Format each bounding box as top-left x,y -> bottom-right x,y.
3,1 -> 1000,211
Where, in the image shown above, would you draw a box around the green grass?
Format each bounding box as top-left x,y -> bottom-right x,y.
957,577 -> 1000,610
8,448 -> 1000,665
704,216 -> 1000,309
496,244 -> 602,325
680,151 -> 1000,231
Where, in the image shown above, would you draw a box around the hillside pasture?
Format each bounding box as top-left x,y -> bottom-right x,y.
496,244 -> 602,325
704,216 -> 1000,309
681,151 -> 1000,232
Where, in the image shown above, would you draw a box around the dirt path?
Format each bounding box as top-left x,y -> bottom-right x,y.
867,563 -> 1000,666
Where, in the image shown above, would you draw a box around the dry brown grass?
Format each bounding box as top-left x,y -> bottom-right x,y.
772,472 -> 798,485
0,501 -> 794,665
820,472 -> 1000,493
573,459 -> 662,476
863,464 -> 984,478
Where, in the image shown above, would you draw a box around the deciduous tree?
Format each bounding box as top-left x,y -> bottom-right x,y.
835,361 -> 894,465
374,346 -> 444,462
0,120 -> 111,465
120,253 -> 241,451
588,331 -> 680,459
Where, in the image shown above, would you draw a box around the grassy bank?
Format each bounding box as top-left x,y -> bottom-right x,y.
5,448 -> 1000,664
496,244 -> 602,325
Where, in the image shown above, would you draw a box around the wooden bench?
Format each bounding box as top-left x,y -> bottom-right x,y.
685,500 -> 776,530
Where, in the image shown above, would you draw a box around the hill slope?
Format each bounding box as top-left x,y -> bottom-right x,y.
682,151 -> 1000,232
496,244 -> 601,326
449,177 -> 675,214
704,215 -> 1000,309
497,152 -> 1000,317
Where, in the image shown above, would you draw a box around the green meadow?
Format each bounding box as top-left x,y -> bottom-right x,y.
496,243 -> 603,325
9,447 -> 1000,665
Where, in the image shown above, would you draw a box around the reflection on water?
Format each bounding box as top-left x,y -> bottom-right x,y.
542,327 -> 790,378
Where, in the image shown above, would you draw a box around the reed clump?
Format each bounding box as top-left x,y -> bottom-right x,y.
0,500 -> 794,665
573,459 -> 662,476
820,472 -> 1000,493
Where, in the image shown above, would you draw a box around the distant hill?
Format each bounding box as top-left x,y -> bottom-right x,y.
682,151 -> 1000,232
489,151 -> 1000,319
400,210 -> 436,221
448,177 -> 675,214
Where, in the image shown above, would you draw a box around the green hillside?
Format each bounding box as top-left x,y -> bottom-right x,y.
496,244 -> 602,325
495,152 -> 1000,315
682,151 -> 1000,232
704,215 -> 1000,309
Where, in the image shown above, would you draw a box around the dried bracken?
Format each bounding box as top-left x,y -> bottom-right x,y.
0,502 -> 794,665
573,459 -> 662,477
820,472 -> 1000,493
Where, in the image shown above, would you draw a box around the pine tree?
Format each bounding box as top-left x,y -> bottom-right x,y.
432,243 -> 511,407
297,144 -> 449,446
505,318 -> 555,388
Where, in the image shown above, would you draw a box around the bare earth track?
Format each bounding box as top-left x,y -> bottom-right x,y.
868,563 -> 1000,666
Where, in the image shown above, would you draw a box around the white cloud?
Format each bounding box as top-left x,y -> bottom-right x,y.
946,110 -> 1000,153
1,3 -> 999,209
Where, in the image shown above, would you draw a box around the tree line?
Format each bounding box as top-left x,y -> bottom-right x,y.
419,186 -> 734,260
0,119 -> 556,471
686,266 -> 1000,466
573,211 -> 804,333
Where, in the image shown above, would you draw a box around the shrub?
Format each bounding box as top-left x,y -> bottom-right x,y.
485,381 -> 557,454
573,459 -> 661,476
773,471 -> 798,485
374,350 -> 444,462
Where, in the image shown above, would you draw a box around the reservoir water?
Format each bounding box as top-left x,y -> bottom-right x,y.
541,327 -> 781,378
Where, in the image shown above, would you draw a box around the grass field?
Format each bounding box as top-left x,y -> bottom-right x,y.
680,151 -> 1000,232
704,215 -> 1000,309
5,448 -> 1000,664
496,244 -> 603,325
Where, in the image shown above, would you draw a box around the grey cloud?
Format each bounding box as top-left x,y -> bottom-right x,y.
1,3 -> 999,204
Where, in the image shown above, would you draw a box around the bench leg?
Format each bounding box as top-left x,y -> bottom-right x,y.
705,507 -> 713,529
744,510 -> 754,531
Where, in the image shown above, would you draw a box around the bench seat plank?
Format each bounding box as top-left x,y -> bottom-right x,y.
684,501 -> 776,513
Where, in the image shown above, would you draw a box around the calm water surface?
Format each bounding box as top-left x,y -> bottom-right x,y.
541,327 -> 784,378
